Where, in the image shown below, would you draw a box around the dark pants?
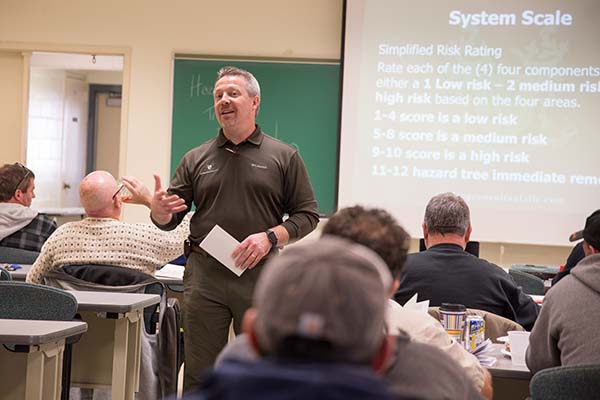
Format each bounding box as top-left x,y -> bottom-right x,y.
182,250 -> 264,394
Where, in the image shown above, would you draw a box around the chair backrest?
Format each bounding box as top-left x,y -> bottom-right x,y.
509,269 -> 545,295
428,307 -> 525,342
530,364 -> 600,400
0,246 -> 40,264
419,239 -> 480,257
0,281 -> 77,321
43,264 -> 165,334
0,266 -> 12,280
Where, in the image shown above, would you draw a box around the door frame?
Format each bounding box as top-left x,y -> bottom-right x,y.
0,42 -> 130,176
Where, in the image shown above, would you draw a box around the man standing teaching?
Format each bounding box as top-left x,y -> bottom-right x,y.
151,66 -> 319,393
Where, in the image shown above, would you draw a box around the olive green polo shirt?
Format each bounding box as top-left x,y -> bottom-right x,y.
158,126 -> 319,243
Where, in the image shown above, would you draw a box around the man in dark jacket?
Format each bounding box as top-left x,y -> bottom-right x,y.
394,192 -> 539,331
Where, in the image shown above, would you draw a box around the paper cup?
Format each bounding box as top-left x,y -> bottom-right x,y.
508,330 -> 530,366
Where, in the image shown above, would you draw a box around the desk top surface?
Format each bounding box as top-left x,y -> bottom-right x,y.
70,291 -> 160,313
487,343 -> 532,379
9,264 -> 183,285
0,319 -> 87,345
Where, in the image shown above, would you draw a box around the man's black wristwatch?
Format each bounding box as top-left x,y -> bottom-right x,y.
265,229 -> 278,247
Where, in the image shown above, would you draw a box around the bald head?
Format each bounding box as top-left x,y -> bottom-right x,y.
79,171 -> 121,218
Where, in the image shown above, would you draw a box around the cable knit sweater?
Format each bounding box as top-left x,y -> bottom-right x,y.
26,215 -> 190,284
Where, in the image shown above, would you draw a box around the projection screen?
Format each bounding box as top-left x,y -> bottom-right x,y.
339,0 -> 600,245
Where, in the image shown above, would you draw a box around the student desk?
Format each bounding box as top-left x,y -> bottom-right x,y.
5,263 -> 29,280
10,264 -> 184,285
487,343 -> 532,400
69,291 -> 160,400
0,319 -> 87,400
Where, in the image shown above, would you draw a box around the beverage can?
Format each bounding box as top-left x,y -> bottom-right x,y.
464,316 -> 485,352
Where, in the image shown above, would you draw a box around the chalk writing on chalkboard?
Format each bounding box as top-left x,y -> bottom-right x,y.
172,57 -> 340,215
190,74 -> 213,97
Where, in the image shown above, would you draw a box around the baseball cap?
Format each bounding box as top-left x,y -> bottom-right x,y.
569,210 -> 600,250
253,236 -> 392,365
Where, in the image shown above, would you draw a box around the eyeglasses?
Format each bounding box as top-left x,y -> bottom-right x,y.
14,162 -> 32,193
112,183 -> 125,200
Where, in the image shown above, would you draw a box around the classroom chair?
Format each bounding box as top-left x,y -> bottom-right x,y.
428,306 -> 525,341
0,266 -> 11,280
0,281 -> 80,400
530,363 -> 600,400
509,269 -> 545,295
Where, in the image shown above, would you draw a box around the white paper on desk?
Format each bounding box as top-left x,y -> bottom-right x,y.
199,225 -> 245,276
155,263 -> 184,279
402,293 -> 430,313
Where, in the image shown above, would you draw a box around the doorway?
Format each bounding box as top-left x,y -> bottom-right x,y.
26,52 -> 123,209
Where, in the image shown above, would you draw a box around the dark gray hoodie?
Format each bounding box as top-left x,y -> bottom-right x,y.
526,253 -> 600,373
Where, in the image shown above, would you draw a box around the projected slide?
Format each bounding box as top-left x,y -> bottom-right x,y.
339,0 -> 600,245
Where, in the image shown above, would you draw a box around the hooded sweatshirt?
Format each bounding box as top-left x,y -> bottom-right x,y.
0,203 -> 38,241
526,253 -> 600,374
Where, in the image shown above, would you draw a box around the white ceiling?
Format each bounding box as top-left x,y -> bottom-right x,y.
31,52 -> 123,71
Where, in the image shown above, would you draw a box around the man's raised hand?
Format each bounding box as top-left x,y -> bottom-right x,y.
150,174 -> 187,225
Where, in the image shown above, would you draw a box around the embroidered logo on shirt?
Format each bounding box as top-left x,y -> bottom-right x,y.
200,163 -> 219,175
251,163 -> 267,169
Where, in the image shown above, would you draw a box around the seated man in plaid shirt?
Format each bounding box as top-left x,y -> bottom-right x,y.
0,163 -> 56,252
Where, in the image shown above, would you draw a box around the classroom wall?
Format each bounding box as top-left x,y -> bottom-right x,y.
0,0 -> 572,266
0,0 -> 342,217
0,51 -> 25,164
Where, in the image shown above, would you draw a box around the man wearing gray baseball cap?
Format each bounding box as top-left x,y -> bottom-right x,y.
190,236 -> 395,399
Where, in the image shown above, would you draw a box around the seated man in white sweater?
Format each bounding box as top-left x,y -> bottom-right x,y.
26,170 -> 189,284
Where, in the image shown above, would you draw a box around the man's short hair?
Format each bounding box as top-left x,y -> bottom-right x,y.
216,66 -> 261,98
253,236 -> 392,365
0,163 -> 35,201
424,192 -> 470,236
322,205 -> 410,279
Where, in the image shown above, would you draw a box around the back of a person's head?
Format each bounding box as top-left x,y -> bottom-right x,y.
252,236 -> 392,365
79,170 -> 119,216
424,192 -> 470,236
0,163 -> 34,201
322,205 -> 409,279
582,209 -> 600,253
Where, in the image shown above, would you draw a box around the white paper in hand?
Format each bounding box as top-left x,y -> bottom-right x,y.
199,225 -> 246,276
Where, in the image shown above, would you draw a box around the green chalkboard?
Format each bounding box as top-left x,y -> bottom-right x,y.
171,57 -> 340,216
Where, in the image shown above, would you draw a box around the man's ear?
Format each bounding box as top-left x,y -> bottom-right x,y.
422,223 -> 429,248
113,194 -> 123,209
371,335 -> 395,374
388,279 -> 400,297
242,308 -> 261,353
464,224 -> 473,243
